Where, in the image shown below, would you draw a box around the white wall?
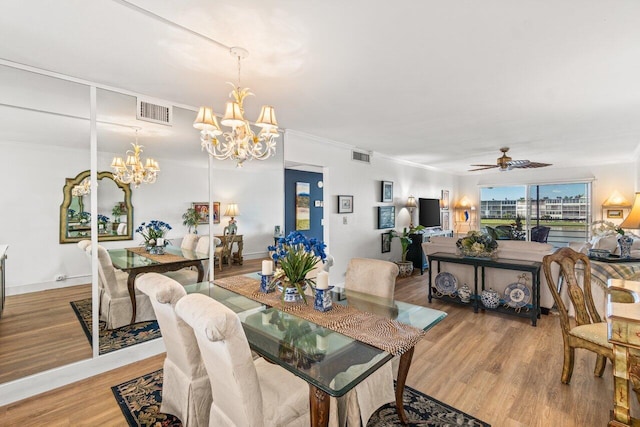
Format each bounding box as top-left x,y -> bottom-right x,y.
284,131 -> 457,285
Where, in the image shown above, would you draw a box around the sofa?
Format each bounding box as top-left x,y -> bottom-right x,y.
422,237 -> 559,310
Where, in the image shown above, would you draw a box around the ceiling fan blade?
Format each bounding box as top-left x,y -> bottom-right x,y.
510,161 -> 552,169
468,165 -> 498,171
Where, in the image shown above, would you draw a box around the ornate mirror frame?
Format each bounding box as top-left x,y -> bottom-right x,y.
59,170 -> 133,243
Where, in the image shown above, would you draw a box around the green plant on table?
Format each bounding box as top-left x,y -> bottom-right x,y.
182,207 -> 200,233
111,204 -> 123,223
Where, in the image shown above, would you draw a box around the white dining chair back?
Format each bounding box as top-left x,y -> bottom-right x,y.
136,273 -> 211,427
181,233 -> 199,251
345,258 -> 399,300
175,294 -> 310,427
117,222 -> 127,235
88,245 -> 155,329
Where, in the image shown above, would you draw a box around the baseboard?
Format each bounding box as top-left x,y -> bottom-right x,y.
6,275 -> 91,296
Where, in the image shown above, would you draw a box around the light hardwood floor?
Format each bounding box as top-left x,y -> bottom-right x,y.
0,261 -> 630,426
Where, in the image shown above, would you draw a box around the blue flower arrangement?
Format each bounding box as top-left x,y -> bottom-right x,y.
267,231 -> 327,303
97,214 -> 110,224
136,220 -> 172,246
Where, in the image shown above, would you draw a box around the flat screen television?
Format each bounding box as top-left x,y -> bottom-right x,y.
418,198 -> 441,228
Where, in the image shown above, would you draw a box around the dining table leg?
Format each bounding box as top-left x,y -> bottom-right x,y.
127,272 -> 138,325
309,384 -> 330,427
396,347 -> 415,424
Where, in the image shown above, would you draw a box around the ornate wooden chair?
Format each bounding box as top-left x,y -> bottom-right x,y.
542,247 -> 613,384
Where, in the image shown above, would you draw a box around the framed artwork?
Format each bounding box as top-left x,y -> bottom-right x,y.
441,190 -> 449,210
441,211 -> 450,230
296,182 -> 311,230
338,195 -> 353,213
192,202 -> 220,224
381,232 -> 392,253
381,181 -> 394,202
607,209 -> 623,219
378,206 -> 395,229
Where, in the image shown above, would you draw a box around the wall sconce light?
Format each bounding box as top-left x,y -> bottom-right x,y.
406,195 -> 418,227
454,196 -> 475,225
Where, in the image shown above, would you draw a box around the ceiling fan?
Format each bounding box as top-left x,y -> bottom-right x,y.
469,147 -> 552,172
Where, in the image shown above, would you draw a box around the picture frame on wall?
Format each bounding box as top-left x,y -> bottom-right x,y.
338,195 -> 353,213
441,211 -> 450,230
296,182 -> 311,230
381,232 -> 392,253
381,181 -> 394,202
441,190 -> 449,210
378,206 -> 395,229
607,209 -> 623,219
192,202 -> 220,224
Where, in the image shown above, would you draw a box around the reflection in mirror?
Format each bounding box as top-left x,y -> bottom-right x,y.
59,170 -> 133,243
0,63 -> 92,384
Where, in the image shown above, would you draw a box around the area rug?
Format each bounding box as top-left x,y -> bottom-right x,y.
112,369 -> 490,427
70,298 -> 161,355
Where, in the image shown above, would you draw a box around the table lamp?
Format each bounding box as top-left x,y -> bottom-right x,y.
406,196 -> 417,227
224,203 -> 239,233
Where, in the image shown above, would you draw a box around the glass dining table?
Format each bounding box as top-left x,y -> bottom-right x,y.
108,245 -> 209,324
184,274 -> 447,427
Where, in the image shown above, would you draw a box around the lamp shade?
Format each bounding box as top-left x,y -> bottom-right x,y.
620,193 -> 640,229
193,106 -> 222,135
602,190 -> 632,207
224,203 -> 239,217
256,105 -> 278,128
221,102 -> 245,127
406,196 -> 417,208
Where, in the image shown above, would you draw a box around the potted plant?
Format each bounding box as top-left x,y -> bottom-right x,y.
391,225 -> 426,278
182,207 -> 200,234
111,204 -> 123,232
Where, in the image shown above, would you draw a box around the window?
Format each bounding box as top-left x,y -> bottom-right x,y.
480,182 -> 591,247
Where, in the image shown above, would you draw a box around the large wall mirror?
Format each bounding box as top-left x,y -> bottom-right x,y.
59,170 -> 133,243
0,63 -> 93,384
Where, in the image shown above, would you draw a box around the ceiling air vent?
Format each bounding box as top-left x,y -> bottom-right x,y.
351,150 -> 371,164
136,98 -> 173,126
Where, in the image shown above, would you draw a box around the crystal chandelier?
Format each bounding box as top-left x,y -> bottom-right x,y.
193,47 -> 279,168
110,130 -> 160,188
72,178 -> 91,197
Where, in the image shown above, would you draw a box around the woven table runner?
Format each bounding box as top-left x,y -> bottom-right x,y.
214,275 -> 427,356
126,246 -> 186,264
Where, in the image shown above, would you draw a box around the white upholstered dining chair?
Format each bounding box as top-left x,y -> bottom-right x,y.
136,273 -> 212,427
181,233 -> 199,251
165,235 -> 211,286
88,244 -> 155,329
345,258 -> 399,299
175,293 -> 310,427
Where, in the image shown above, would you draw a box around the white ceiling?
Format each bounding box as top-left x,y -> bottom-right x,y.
1,0 -> 639,174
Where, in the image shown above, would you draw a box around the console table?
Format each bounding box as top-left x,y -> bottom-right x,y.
216,234 -> 244,265
406,229 -> 453,274
427,252 -> 541,326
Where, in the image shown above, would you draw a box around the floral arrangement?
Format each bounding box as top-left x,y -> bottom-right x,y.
136,220 -> 172,246
267,231 -> 327,303
456,231 -> 498,257
97,214 -> 110,224
591,220 -> 625,237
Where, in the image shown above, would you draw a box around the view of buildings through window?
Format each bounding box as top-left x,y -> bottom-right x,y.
479,182 -> 591,246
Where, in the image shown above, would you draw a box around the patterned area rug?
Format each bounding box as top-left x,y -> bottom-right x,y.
70,298 -> 161,355
112,369 -> 490,427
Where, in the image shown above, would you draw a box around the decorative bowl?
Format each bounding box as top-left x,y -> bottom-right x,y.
588,248 -> 611,259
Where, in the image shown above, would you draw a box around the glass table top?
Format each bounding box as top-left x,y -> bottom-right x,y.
108,245 -> 209,270
184,274 -> 447,397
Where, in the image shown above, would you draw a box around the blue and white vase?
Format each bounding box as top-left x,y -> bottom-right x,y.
277,282 -> 307,303
618,235 -> 634,259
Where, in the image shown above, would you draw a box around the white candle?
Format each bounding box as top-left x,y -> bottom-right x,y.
316,271 -> 329,290
156,238 -> 164,246
262,260 -> 273,275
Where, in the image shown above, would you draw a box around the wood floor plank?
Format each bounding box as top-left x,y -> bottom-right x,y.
1,264 -> 638,426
